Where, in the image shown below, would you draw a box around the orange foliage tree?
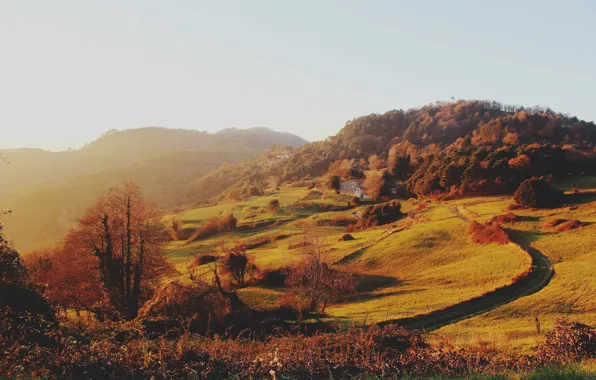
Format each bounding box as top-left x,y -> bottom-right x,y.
26,242 -> 107,317
69,182 -> 172,319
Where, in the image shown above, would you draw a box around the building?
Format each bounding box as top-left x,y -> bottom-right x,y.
340,179 -> 369,199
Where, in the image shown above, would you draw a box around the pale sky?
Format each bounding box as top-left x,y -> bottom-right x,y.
1,1 -> 595,151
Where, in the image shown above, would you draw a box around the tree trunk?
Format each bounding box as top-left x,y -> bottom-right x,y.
125,197 -> 132,303
130,232 -> 144,319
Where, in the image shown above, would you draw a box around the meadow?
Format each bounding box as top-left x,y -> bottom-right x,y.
159,179 -> 596,354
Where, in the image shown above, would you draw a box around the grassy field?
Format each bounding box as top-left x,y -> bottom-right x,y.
162,180 -> 596,352
436,187 -> 596,351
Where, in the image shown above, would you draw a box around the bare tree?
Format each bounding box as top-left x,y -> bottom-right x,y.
287,230 -> 356,312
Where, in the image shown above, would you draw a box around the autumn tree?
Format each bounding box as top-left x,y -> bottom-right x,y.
514,178 -> 562,209
218,212 -> 237,231
508,154 -> 531,170
364,170 -> 391,200
327,175 -> 341,193
73,181 -> 172,319
222,242 -> 255,288
388,150 -> 411,179
268,198 -> 281,212
287,231 -> 356,312
368,154 -> 385,170
25,241 -> 107,318
328,159 -> 363,179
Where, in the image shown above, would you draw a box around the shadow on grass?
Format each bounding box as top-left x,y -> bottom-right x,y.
516,215 -> 542,222
334,245 -> 370,265
355,273 -> 402,292
506,228 -> 552,244
565,191 -> 596,205
350,289 -> 422,303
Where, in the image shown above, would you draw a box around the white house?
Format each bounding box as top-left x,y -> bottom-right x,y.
340,179 -> 370,199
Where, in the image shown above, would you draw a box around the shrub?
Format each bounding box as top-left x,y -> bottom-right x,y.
355,200 -> 403,229
555,220 -> 587,232
259,267 -> 290,287
187,213 -> 238,243
327,175 -> 341,193
194,254 -> 218,266
537,319 -> 596,363
268,199 -> 281,212
348,196 -> 361,207
514,177 -> 562,208
138,280 -> 229,324
545,218 -> 567,228
487,212 -> 518,225
339,233 -> 355,241
469,221 -> 510,244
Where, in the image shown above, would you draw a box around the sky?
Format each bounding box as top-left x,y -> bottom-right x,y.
1,0 -> 595,151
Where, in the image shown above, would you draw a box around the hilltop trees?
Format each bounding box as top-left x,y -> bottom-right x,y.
188,100 -> 596,205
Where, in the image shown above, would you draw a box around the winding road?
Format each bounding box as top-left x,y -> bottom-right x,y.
379,204 -> 554,331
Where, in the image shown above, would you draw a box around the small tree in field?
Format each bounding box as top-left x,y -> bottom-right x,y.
514,177 -> 561,208
287,230 -> 356,312
222,243 -> 255,288
327,175 -> 341,193
268,199 -> 281,212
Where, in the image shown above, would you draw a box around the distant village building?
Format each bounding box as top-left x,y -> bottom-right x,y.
265,150 -> 293,166
340,179 -> 369,199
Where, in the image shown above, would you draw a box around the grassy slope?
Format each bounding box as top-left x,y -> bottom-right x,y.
325,201 -> 530,325
164,191 -> 532,328
162,180 -> 596,352
436,189 -> 596,351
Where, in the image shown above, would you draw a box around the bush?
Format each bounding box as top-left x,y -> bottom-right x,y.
514,177 -> 562,208
327,175 -> 341,193
138,281 -> 229,324
353,200 -> 403,230
187,213 -> 238,243
469,221 -> 510,244
268,199 -> 281,212
487,212 -> 518,225
339,233 -> 355,241
259,267 -> 290,287
555,220 -> 587,232
194,254 -> 218,266
537,319 -> 596,363
348,196 -> 361,207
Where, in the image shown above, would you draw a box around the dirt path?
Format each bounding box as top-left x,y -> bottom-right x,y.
379,207 -> 554,331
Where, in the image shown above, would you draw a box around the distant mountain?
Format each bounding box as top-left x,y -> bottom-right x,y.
0,127 -> 307,251
0,127 -> 307,196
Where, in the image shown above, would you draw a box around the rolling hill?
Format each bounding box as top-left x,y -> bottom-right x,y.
0,127 -> 307,251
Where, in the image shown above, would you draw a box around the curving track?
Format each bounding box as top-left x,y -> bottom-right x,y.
378,205 -> 554,331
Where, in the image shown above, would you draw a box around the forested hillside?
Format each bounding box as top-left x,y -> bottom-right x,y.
188,100 -> 596,202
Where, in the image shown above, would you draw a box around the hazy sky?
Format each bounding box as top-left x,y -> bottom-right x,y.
1,1 -> 595,151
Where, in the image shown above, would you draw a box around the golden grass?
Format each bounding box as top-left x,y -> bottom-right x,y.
325,208 -> 530,325
162,179 -> 596,351
437,195 -> 596,352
